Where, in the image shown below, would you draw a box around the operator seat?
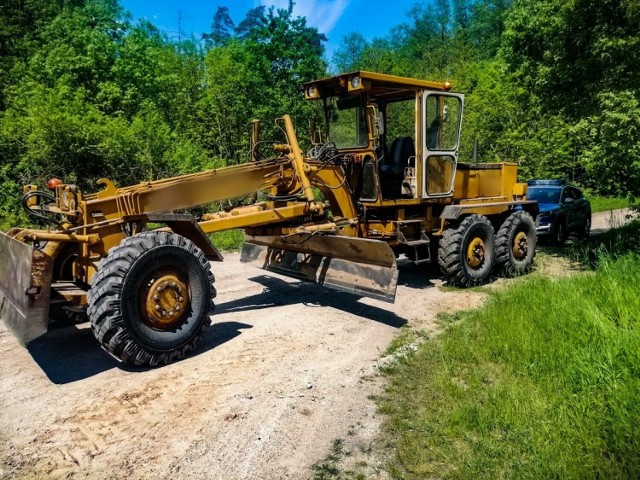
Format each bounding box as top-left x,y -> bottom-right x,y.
380,137 -> 415,197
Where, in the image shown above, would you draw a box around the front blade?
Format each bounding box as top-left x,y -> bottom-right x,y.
241,235 -> 398,303
0,232 -> 53,345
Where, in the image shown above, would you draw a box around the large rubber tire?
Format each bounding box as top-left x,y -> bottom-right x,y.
87,232 -> 216,367
438,214 -> 495,287
495,211 -> 537,278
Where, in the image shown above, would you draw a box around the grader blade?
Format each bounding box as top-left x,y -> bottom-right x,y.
0,232 -> 53,345
241,235 -> 398,303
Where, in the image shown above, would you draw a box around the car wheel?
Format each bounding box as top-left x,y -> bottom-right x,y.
579,214 -> 591,238
553,220 -> 566,245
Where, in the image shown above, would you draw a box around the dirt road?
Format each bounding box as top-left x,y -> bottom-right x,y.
0,208 -> 633,479
0,257 -> 486,480
591,207 -> 636,233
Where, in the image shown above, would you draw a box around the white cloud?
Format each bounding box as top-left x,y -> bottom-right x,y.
258,0 -> 350,35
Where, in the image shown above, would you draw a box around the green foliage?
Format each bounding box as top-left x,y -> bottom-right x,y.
209,229 -> 244,252
576,91 -> 640,196
380,248 -> 640,479
502,0 -> 640,117
0,0 -> 328,228
1,0 -> 637,219
587,220 -> 640,261
333,0 -> 640,197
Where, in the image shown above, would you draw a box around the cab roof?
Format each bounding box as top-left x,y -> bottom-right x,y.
303,70 -> 453,102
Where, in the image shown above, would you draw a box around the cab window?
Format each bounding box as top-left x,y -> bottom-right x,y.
425,95 -> 462,151
326,96 -> 368,148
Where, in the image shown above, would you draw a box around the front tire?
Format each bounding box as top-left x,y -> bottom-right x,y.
87,232 -> 216,367
495,211 -> 537,278
438,214 -> 495,287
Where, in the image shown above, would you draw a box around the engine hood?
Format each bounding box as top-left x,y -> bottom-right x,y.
537,202 -> 561,214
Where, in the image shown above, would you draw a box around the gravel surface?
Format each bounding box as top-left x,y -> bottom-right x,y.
0,257 -> 486,480
0,208 -> 633,479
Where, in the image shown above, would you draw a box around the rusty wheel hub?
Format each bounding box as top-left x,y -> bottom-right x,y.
466,237 -> 486,269
512,231 -> 528,260
142,273 -> 190,330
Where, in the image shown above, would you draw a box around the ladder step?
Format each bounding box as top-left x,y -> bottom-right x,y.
404,239 -> 430,247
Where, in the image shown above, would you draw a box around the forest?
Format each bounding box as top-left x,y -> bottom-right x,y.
0,0 -> 638,229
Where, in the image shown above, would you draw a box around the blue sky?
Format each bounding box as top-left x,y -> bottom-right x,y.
119,0 -> 420,60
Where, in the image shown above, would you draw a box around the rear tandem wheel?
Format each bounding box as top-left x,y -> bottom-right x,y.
87,231 -> 216,367
438,214 -> 495,287
494,211 -> 537,278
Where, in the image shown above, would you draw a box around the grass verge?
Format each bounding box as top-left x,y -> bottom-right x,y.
588,195 -> 631,213
379,226 -> 640,479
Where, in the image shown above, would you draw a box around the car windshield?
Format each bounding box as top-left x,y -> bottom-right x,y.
527,187 -> 561,204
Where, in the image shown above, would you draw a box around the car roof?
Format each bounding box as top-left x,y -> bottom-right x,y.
528,185 -> 563,189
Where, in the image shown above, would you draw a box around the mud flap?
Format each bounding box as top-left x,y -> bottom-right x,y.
0,232 -> 53,345
241,234 -> 398,303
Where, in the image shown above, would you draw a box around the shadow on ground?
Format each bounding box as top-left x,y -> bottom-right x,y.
25,258 -> 442,384
217,273 -> 411,329
28,320 -> 252,385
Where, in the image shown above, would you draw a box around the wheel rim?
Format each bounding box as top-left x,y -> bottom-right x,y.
141,270 -> 190,330
466,237 -> 486,268
512,231 -> 529,260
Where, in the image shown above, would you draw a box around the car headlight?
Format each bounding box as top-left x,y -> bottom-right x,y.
350,76 -> 361,89
306,85 -> 317,98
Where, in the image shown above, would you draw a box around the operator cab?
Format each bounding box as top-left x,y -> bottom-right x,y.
304,71 -> 464,204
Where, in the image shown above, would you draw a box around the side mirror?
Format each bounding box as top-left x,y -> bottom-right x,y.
564,197 -> 575,204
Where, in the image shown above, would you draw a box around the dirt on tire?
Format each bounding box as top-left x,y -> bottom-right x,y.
0,255 -> 487,480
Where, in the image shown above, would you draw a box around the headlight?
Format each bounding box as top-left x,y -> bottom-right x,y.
306,85 -> 316,97
350,76 -> 361,89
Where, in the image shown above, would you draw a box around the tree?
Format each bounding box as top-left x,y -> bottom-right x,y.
333,32 -> 368,73
502,0 -> 640,116
203,6 -> 235,48
578,92 -> 640,197
235,6 -> 267,39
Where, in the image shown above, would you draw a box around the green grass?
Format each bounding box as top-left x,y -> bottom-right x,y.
561,220 -> 640,268
588,195 -> 631,213
209,229 -> 244,251
379,234 -> 640,479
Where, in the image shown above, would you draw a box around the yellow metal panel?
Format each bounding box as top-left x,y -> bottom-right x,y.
198,203 -> 310,234
454,169 -> 479,199
513,182 -> 527,196
304,71 -> 452,92
500,163 -> 518,198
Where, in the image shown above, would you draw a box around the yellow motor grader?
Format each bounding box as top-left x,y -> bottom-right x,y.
0,71 -> 538,366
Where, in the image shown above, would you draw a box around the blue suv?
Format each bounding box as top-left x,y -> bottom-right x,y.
527,180 -> 591,244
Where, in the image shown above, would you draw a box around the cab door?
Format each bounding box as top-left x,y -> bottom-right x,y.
422,92 -> 464,198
